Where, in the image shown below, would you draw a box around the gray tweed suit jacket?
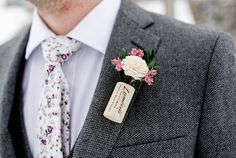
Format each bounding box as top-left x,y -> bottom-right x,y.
0,0 -> 236,157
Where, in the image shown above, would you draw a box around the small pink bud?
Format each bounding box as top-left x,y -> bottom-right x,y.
149,69 -> 157,76
144,76 -> 154,85
130,48 -> 144,58
111,58 -> 123,71
144,69 -> 157,86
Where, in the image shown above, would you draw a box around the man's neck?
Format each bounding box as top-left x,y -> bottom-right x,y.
38,0 -> 102,35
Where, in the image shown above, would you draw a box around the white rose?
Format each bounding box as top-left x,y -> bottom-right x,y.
122,56 -> 149,80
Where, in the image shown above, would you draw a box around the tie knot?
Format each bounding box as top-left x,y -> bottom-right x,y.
42,36 -> 81,63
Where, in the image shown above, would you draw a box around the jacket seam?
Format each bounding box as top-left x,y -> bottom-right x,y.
194,32 -> 222,155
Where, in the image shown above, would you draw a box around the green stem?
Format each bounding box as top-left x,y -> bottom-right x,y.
129,79 -> 136,85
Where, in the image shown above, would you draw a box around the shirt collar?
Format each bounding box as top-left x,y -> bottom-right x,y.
25,0 -> 121,59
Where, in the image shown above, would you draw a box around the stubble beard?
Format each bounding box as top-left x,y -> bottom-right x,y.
26,0 -> 72,14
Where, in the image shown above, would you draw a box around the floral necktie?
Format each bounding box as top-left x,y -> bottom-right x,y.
37,36 -> 81,158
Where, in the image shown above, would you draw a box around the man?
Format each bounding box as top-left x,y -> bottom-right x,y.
0,0 -> 235,157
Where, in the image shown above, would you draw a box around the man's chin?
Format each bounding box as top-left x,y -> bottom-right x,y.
26,0 -> 70,15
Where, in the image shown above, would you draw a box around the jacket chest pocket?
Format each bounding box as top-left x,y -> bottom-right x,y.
109,136 -> 186,158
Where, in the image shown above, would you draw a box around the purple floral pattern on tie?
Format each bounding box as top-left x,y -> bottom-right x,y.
37,36 -> 80,158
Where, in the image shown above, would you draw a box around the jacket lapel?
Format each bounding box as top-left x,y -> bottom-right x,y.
0,27 -> 30,157
72,0 -> 161,157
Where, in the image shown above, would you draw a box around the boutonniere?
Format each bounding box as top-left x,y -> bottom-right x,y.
103,48 -> 159,123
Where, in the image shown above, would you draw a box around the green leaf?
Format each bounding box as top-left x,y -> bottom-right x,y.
148,59 -> 156,69
120,48 -> 129,59
153,65 -> 160,70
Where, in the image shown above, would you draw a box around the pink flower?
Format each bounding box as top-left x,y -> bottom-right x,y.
111,58 -> 123,71
144,69 -> 158,86
144,76 -> 154,86
45,79 -> 49,85
130,48 -> 144,58
48,65 -> 55,72
47,126 -> 53,134
147,69 -> 157,76
41,139 -> 47,145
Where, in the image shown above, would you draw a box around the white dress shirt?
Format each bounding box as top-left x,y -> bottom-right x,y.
23,0 -> 121,157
